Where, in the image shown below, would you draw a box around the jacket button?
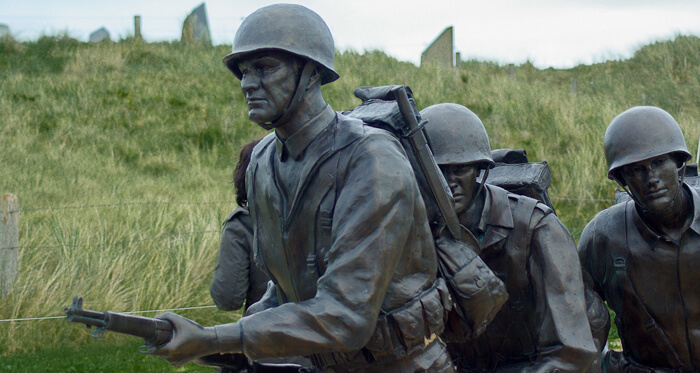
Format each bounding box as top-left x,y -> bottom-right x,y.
409,323 -> 418,332
476,279 -> 485,288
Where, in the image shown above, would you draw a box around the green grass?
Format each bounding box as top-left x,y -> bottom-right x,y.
1,339 -> 216,373
1,33 -> 700,367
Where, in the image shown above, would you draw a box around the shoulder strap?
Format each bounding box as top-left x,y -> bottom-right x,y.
502,195 -> 539,356
311,154 -> 341,277
608,202 -> 684,369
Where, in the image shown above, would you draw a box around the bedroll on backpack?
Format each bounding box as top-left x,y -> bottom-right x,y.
489,149 -> 555,212
344,85 -> 508,341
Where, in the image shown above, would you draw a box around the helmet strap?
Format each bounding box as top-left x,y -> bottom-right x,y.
270,60 -> 317,125
468,167 -> 489,211
616,179 -> 643,207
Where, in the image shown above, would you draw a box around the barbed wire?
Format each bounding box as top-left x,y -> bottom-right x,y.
0,305 -> 218,323
5,200 -> 236,214
551,197 -> 615,202
9,229 -> 220,251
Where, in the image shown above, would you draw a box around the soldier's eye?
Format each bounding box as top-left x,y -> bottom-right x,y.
262,65 -> 279,74
454,165 -> 475,176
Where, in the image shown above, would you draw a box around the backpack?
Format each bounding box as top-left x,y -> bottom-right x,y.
343,85 -> 507,341
489,149 -> 555,212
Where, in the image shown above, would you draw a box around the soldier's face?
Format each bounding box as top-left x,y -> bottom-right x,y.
440,164 -> 478,215
238,51 -> 299,128
622,154 -> 681,211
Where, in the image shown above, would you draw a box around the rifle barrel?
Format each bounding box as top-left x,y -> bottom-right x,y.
65,296 -> 172,346
392,86 -> 462,240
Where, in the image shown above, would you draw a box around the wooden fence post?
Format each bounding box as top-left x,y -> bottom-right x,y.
570,78 -> 578,94
134,15 -> 142,40
1,194 -> 19,298
508,64 -> 515,81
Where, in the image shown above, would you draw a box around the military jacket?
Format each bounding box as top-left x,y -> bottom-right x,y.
210,207 -> 269,312
451,184 -> 597,372
579,184 -> 700,370
239,106 -> 449,371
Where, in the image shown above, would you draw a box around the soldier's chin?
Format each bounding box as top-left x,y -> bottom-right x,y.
248,113 -> 276,130
257,122 -> 276,130
638,195 -> 673,212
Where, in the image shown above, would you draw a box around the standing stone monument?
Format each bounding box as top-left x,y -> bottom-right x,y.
421,26 -> 454,68
0,24 -> 10,39
89,27 -> 111,43
182,2 -> 211,45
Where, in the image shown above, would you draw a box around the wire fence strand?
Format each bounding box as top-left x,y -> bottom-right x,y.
9,229 -> 221,251
7,200 -> 237,214
551,197 -> 615,202
0,305 -> 218,323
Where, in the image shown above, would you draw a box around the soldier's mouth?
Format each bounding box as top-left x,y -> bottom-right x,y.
645,188 -> 667,199
246,98 -> 266,107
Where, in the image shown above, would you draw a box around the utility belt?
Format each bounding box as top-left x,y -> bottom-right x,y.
605,350 -> 682,373
309,278 -> 452,372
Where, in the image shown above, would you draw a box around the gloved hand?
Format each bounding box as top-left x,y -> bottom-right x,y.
149,312 -> 220,367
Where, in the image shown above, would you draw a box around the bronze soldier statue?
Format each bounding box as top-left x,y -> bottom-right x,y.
210,138 -> 267,314
150,4 -> 455,372
578,106 -> 700,372
422,103 -> 598,372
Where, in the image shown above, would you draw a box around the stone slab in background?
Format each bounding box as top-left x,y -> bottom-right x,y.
421,26 -> 453,68
182,2 -> 211,44
89,27 -> 111,43
0,24 -> 10,38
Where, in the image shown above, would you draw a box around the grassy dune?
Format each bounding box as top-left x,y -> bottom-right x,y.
1,34 -> 699,362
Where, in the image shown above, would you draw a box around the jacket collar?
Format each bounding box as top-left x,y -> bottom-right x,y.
275,105 -> 335,161
484,185 -> 515,229
476,185 -> 515,251
689,184 -> 700,235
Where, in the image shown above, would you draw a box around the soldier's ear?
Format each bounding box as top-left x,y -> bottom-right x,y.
672,153 -> 685,169
613,170 -> 628,187
306,66 -> 321,89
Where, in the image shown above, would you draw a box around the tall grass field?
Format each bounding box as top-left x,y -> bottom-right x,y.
1,34 -> 700,371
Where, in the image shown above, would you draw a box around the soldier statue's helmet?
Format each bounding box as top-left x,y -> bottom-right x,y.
604,106 -> 691,184
421,103 -> 495,168
222,4 -> 339,85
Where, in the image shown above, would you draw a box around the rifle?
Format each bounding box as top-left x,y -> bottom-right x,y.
346,86 -> 507,340
351,85 -> 462,240
64,297 -> 304,372
391,86 -> 463,241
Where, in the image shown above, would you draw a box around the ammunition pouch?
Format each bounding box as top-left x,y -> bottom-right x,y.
310,278 -> 451,371
604,350 -> 681,373
435,230 -> 508,343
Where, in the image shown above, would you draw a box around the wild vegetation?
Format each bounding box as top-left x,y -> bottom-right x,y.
0,33 -> 699,370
